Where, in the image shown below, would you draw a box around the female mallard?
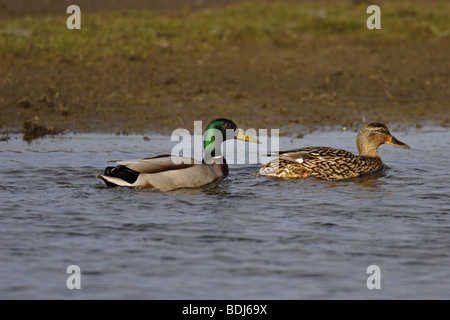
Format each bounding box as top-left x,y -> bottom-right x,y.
258,123 -> 410,181
97,118 -> 259,191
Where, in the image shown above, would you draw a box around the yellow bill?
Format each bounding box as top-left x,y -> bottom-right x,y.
234,128 -> 261,144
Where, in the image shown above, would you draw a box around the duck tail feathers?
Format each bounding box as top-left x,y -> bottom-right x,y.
97,165 -> 140,187
96,174 -> 134,187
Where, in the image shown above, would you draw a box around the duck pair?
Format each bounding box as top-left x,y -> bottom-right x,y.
97,119 -> 410,191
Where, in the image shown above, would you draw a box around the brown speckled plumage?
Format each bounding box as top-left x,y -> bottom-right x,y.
258,123 -> 410,181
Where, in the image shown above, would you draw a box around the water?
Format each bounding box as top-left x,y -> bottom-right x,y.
1,126 -> 449,299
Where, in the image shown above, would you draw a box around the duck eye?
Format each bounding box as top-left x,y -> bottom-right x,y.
224,122 -> 231,128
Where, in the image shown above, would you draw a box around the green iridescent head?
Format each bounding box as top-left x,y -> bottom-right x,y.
203,118 -> 259,158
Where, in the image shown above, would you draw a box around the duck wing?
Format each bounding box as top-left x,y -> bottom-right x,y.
278,147 -> 357,164
277,147 -> 383,180
259,147 -> 355,178
111,154 -> 200,174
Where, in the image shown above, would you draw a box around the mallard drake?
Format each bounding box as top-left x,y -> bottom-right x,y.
96,118 -> 259,191
258,123 -> 410,181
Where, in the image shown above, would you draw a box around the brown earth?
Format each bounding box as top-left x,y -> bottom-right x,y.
0,0 -> 362,18
0,1 -> 449,138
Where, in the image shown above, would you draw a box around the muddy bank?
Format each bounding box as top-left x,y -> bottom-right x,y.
0,0 -> 437,18
1,42 -> 448,137
0,0 -> 243,18
0,2 -> 449,138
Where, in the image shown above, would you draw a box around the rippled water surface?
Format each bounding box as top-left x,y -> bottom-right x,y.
1,127 -> 449,299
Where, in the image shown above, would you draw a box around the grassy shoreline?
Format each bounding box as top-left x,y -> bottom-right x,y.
1,2 -> 448,62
